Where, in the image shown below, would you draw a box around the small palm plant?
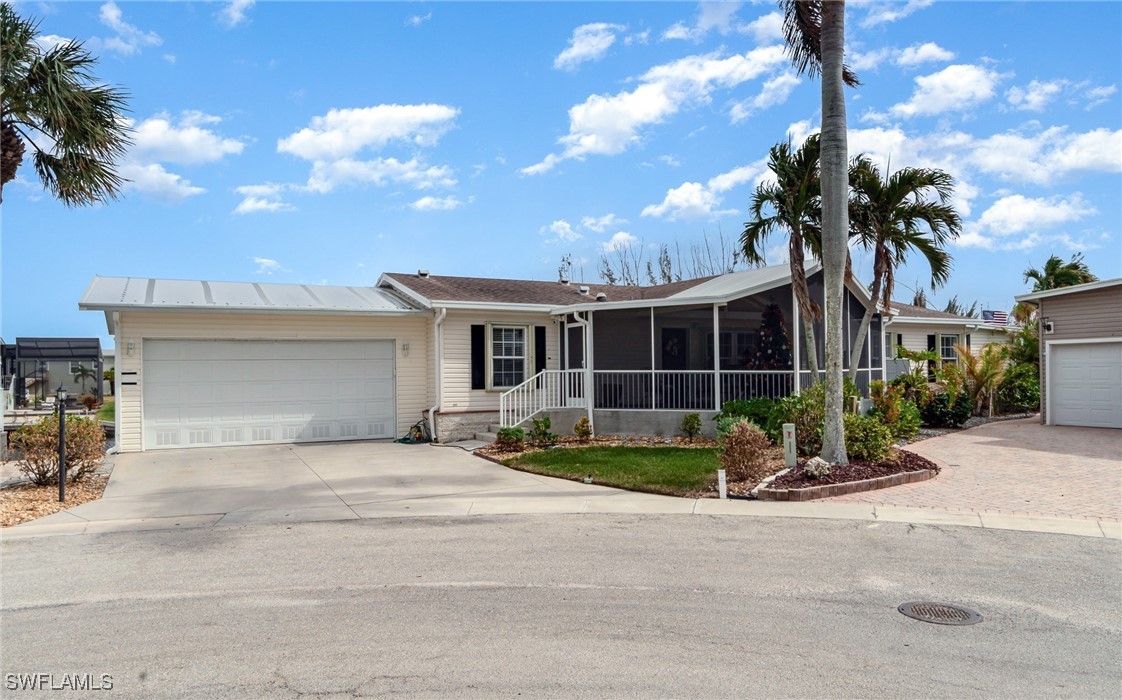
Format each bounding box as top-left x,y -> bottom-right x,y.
72,363 -> 97,393
957,343 -> 1007,416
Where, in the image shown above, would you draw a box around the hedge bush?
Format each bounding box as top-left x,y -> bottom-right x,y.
843,413 -> 894,462
918,390 -> 972,428
718,420 -> 772,485
869,380 -> 920,441
494,427 -> 525,451
995,363 -> 1040,414
680,413 -> 702,442
529,416 -> 558,446
714,398 -> 776,435
10,415 -> 105,486
766,378 -> 860,456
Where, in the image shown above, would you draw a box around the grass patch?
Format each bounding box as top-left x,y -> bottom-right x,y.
503,446 -> 718,497
96,398 -> 115,422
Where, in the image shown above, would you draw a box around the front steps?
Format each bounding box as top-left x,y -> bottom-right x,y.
473,424 -> 503,444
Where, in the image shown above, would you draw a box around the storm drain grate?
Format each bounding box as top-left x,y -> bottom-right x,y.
898,601 -> 983,625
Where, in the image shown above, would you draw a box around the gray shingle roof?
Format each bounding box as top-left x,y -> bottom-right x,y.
889,301 -> 971,320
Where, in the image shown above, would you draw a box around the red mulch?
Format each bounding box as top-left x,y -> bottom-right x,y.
768,449 -> 938,490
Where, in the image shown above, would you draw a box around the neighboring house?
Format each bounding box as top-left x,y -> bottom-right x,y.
1,338 -> 106,406
101,347 -> 115,396
883,302 -> 1014,379
79,263 -> 886,451
1015,277 -> 1122,429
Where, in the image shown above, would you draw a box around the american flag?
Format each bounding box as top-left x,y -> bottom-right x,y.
982,309 -> 1009,326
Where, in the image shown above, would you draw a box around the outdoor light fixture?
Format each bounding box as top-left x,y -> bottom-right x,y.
56,384 -> 67,503
126,339 -> 136,357
401,341 -> 410,356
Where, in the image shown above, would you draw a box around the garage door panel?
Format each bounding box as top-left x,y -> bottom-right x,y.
1052,343 -> 1122,429
143,340 -> 396,449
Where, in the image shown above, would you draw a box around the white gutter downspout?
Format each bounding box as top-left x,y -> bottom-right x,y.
427,307 -> 447,442
570,311 -> 593,435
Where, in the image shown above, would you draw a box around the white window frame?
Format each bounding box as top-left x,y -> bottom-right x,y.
939,334 -> 960,364
486,324 -> 533,391
69,361 -> 86,374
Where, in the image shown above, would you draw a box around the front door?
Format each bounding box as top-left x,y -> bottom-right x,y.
661,328 -> 689,370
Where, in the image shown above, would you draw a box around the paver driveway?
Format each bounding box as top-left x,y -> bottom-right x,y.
825,418 -> 1121,521
17,441 -> 642,531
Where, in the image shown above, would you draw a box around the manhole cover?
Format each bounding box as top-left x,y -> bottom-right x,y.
898,601 -> 983,625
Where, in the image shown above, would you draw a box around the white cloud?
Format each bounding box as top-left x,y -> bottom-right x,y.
581,213 -> 628,233
601,231 -> 639,252
968,126 -> 1122,185
33,34 -> 72,51
896,42 -> 955,66
890,64 -> 1002,118
278,104 -> 460,161
119,163 -> 204,202
663,2 -> 751,42
849,48 -> 892,72
1006,80 -> 1065,112
305,157 -> 456,193
250,257 -> 286,274
642,158 -> 767,220
163,53 -> 176,64
1083,84 -> 1118,110
98,1 -> 161,56
523,45 -> 786,174
218,0 -> 255,29
976,194 -> 1096,235
743,11 -> 783,44
859,0 -> 935,28
542,220 -> 582,243
233,184 -> 294,214
409,195 -> 468,211
129,111 -> 245,165
729,71 -> 800,123
405,11 -> 432,27
555,23 -> 624,71
658,155 -> 681,167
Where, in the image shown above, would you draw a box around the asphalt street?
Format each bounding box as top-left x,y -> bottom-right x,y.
2,515 -> 1119,698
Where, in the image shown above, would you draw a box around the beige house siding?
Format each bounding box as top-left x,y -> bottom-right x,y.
1037,286 -> 1122,423
114,311 -> 430,452
886,321 -> 1009,361
438,309 -> 559,413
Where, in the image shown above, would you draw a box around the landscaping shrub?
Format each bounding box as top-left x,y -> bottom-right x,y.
679,413 -> 702,442
995,363 -> 1040,414
843,413 -> 893,462
918,390 -> 972,428
10,415 -> 105,486
573,416 -> 592,442
79,393 -> 97,411
889,371 -> 927,404
765,380 -> 857,456
714,398 -> 776,434
718,420 -> 772,485
868,380 -> 920,441
528,416 -> 558,446
958,343 -> 1007,416
494,427 -> 525,451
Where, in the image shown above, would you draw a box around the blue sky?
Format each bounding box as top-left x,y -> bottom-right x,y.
2,0 -> 1120,346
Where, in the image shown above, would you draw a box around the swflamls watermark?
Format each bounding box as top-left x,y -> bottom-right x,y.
5,673 -> 114,691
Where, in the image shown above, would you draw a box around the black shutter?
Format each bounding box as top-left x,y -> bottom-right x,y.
534,326 -> 547,375
965,334 -> 971,349
926,334 -> 936,350
926,334 -> 937,379
471,325 -> 486,390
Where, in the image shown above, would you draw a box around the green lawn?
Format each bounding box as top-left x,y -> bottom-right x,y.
96,398 -> 115,422
503,446 -> 719,497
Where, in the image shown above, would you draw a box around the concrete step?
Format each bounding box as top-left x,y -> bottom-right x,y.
488,424 -> 504,433
474,431 -> 498,444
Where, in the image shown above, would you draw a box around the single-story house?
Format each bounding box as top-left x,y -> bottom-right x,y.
1,337 -> 107,406
884,302 -> 1013,379
1015,277 -> 1122,429
79,263 -> 888,451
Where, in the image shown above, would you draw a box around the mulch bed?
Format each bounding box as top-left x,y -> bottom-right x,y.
0,476 -> 108,528
477,434 -> 719,460
768,449 -> 938,490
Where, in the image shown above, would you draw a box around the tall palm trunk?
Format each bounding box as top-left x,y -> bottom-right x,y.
818,0 -> 849,465
788,229 -> 821,384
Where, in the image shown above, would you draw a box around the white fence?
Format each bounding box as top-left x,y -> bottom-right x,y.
499,369 -> 585,429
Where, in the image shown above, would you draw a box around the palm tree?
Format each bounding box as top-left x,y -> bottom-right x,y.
72,363 -> 96,393
1023,253 -> 1097,292
742,134 -> 824,382
1,2 -> 131,206
103,367 -> 115,396
942,295 -> 978,318
780,0 -> 858,464
847,158 -> 961,379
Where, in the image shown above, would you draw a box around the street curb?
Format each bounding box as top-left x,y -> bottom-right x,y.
757,469 -> 934,501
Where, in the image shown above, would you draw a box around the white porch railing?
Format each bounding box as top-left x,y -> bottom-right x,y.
499,369 -> 585,428
719,370 -> 796,403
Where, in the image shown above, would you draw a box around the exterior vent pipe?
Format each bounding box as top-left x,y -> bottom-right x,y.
578,285 -> 590,296
595,292 -> 607,302
418,269 -> 430,278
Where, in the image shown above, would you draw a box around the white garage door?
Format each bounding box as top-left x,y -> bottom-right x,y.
1051,342 -> 1122,429
143,340 -> 396,449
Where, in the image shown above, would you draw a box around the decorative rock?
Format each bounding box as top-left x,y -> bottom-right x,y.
804,456 -> 832,479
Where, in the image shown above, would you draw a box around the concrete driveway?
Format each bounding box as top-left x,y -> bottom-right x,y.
826,418 -> 1122,521
17,441 -> 657,533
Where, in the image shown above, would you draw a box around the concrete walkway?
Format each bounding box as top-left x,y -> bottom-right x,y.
3,439 -> 1118,541
824,418 -> 1122,521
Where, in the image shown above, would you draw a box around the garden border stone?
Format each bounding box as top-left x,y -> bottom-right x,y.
755,468 -> 935,501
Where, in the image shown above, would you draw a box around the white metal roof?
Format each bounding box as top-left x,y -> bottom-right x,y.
1014,276 -> 1122,303
79,276 -> 422,315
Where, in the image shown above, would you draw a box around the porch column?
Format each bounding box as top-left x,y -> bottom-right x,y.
585,311 -> 595,432
649,307 -> 656,410
712,303 -> 720,411
792,285 -> 801,393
